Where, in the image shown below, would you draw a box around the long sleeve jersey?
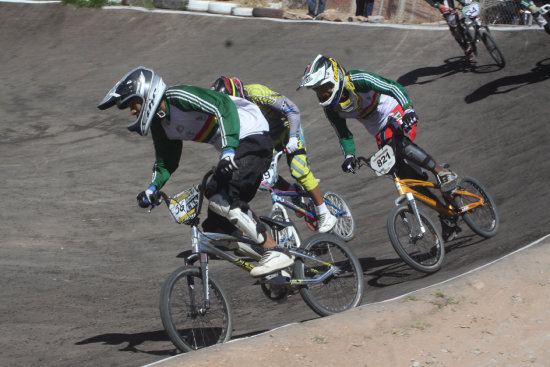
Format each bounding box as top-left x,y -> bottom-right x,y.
149,85 -> 268,188
324,70 -> 413,156
244,84 -> 301,138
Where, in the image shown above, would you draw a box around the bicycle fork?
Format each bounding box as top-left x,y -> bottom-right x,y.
189,226 -> 211,314
395,181 -> 427,239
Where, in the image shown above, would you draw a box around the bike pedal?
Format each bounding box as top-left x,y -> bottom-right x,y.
263,270 -> 291,284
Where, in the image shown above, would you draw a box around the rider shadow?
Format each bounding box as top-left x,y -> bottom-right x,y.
443,232 -> 486,254
359,256 -> 430,288
397,56 -> 501,87
75,330 -> 176,356
465,58 -> 550,104
397,57 -> 471,87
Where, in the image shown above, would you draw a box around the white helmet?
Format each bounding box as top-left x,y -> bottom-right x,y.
98,66 -> 166,136
298,55 -> 359,113
298,55 -> 346,109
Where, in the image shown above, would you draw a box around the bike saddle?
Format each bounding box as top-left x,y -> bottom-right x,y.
259,216 -> 295,231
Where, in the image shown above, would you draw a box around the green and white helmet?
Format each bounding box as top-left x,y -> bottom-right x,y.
98,66 -> 166,136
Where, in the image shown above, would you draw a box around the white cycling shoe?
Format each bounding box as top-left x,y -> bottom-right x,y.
438,170 -> 458,193
250,250 -> 294,277
317,212 -> 337,233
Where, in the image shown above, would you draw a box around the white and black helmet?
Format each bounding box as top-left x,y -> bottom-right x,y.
298,54 -> 346,109
98,66 -> 166,136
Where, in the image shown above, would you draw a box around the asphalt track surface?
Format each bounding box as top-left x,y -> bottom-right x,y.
1,3 -> 549,366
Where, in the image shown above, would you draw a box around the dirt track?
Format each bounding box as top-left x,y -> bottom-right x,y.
1,3 -> 549,367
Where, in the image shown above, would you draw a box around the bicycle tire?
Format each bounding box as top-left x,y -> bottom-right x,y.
323,190 -> 355,242
294,233 -> 364,316
269,204 -> 302,249
464,26 -> 478,56
479,28 -> 505,67
160,266 -> 233,352
387,205 -> 445,273
453,176 -> 499,238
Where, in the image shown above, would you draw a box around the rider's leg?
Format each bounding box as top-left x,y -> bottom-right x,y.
289,149 -> 337,233
390,131 -> 458,192
224,133 -> 294,277
442,8 -> 475,61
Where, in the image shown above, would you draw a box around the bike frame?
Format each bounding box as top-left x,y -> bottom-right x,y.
183,223 -> 340,310
391,171 -> 487,218
260,149 -> 348,228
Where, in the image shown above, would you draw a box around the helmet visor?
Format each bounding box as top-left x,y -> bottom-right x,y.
97,68 -> 150,110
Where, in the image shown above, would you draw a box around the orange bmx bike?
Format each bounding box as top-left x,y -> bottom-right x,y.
356,144 -> 499,273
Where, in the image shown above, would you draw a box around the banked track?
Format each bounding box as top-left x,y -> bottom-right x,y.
1,3 -> 549,366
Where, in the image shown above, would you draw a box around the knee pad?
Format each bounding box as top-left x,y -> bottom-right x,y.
392,137 -> 436,171
289,155 -> 318,192
208,194 -> 266,244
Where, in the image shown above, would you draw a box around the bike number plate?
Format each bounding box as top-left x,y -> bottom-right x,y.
462,2 -> 480,18
260,158 -> 279,190
168,186 -> 200,224
370,145 -> 396,176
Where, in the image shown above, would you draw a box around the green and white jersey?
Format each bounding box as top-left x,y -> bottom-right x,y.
324,70 -> 413,156
149,85 -> 268,188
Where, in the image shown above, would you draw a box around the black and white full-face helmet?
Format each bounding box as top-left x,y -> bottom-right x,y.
98,66 -> 166,136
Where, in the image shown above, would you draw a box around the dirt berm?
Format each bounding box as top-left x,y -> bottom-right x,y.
151,237 -> 550,367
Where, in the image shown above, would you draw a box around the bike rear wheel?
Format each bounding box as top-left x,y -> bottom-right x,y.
387,205 -> 445,273
323,190 -> 355,241
453,176 -> 499,238
269,204 -> 302,248
160,266 -> 233,352
294,233 -> 364,316
479,27 -> 505,67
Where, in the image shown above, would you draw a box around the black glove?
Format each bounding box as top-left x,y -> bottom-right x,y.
136,185 -> 160,208
341,155 -> 358,173
215,149 -> 238,179
402,108 -> 418,133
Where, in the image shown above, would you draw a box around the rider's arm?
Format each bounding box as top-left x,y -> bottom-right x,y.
165,85 -> 241,152
517,0 -> 537,11
245,84 -> 301,137
325,108 -> 356,156
270,96 -> 301,137
349,70 -> 414,110
149,118 -> 183,189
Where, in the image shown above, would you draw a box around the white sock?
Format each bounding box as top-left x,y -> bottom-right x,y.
316,202 -> 329,215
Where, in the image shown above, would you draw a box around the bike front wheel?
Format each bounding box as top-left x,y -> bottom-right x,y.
270,204 -> 302,248
387,205 -> 445,273
453,176 -> 499,238
479,27 -> 505,67
294,233 -> 364,316
160,266 -> 233,352
323,190 -> 356,242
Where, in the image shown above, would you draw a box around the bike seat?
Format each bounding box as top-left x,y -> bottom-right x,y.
260,216 -> 295,231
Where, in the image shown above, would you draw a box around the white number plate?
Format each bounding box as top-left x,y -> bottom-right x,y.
168,187 -> 200,224
463,2 -> 480,18
370,145 -> 396,176
260,159 -> 278,190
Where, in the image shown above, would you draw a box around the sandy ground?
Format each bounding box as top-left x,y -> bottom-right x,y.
151,236 -> 550,367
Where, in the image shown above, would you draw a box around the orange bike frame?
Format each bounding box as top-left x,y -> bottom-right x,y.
393,177 -> 486,218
